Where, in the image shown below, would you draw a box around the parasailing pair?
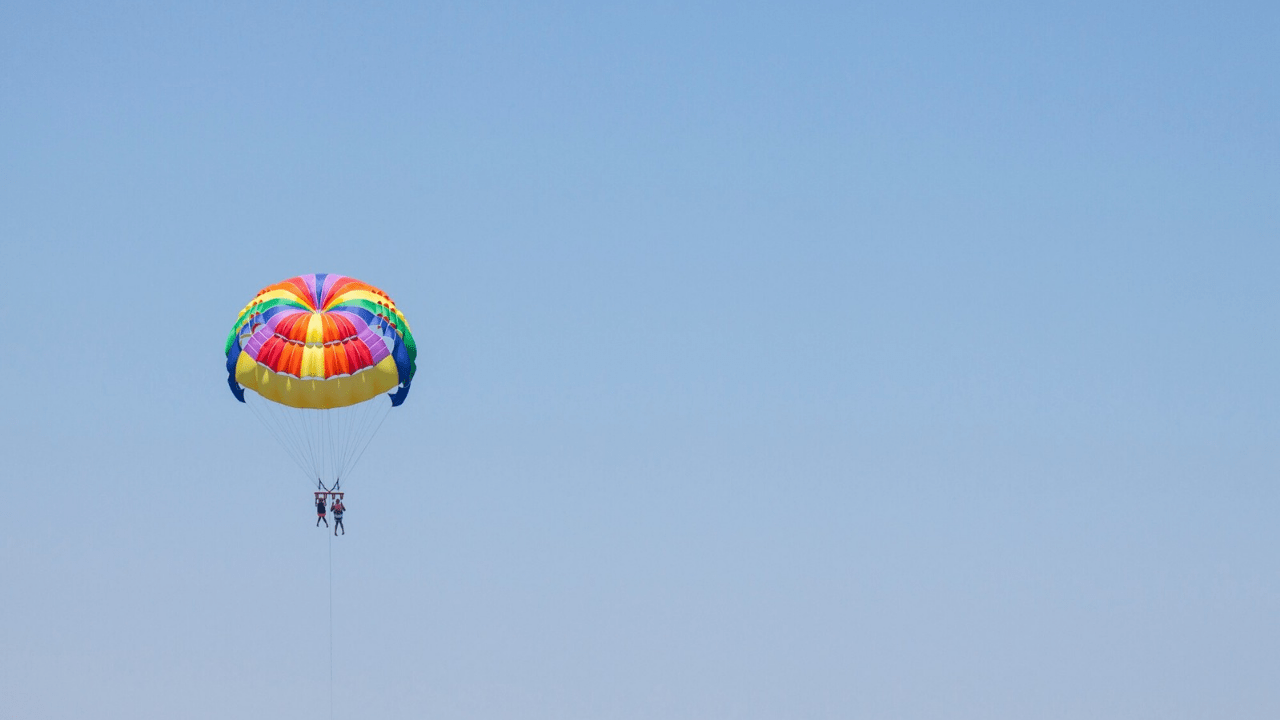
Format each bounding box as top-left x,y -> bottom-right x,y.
224,274 -> 417,525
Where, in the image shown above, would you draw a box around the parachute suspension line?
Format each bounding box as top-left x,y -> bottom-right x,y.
261,402 -> 300,475
305,409 -> 321,482
335,402 -> 355,477
327,408 -> 338,486
344,399 -> 392,482
333,404 -> 346,481
338,397 -> 375,480
326,406 -> 339,485
354,397 -> 390,474
293,407 -> 316,476
242,390 -> 395,489
363,400 -> 392,470
323,409 -> 334,491
340,398 -> 372,476
339,399 -> 361,477
312,411 -> 323,484
245,394 -> 294,470
320,410 -> 331,487
276,402 -> 304,473
307,409 -> 321,481
245,393 -> 312,481
274,399 -> 317,481
266,396 -> 307,474
313,412 -> 326,482
337,400 -> 366,478
296,410 -> 320,480
300,408 -> 319,481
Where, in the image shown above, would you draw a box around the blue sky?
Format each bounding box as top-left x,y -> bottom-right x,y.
2,2 -> 1279,718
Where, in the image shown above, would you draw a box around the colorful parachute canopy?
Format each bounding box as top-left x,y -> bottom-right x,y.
225,274 -> 417,410
225,274 -> 418,487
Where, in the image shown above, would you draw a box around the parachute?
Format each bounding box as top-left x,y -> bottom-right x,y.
225,273 -> 417,491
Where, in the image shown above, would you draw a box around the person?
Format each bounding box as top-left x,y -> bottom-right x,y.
315,494 -> 328,527
332,497 -> 345,535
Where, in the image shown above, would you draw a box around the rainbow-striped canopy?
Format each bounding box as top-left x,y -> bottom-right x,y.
225,274 -> 417,409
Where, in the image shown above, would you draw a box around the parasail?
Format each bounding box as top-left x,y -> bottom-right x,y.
225,273 -> 417,492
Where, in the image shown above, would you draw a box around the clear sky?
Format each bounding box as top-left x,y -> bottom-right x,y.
2,2 -> 1278,718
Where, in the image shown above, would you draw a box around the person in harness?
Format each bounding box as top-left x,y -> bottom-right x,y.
332,496 -> 345,536
315,493 -> 328,527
